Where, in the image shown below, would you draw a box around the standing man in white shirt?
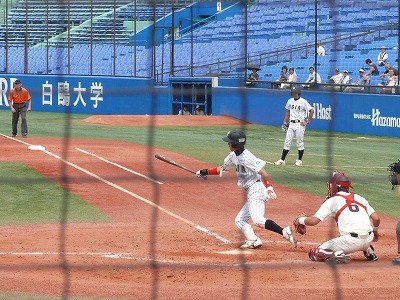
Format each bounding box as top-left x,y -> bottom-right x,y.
317,41 -> 326,56
274,86 -> 314,166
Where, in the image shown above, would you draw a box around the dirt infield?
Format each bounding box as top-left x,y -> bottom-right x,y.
1,116 -> 399,299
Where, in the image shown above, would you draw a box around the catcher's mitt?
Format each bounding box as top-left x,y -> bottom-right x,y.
281,123 -> 289,132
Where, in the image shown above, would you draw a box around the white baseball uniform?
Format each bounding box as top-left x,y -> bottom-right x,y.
315,191 -> 375,254
283,97 -> 313,151
222,149 -> 270,240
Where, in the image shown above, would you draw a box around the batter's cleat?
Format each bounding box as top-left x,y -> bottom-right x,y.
282,226 -> 297,248
274,159 -> 285,165
240,237 -> 262,249
294,159 -> 303,166
325,251 -> 351,265
392,256 -> 400,265
363,246 -> 378,261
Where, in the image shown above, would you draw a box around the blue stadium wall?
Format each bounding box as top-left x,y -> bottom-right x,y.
0,75 -> 170,115
0,75 -> 399,138
212,86 -> 400,138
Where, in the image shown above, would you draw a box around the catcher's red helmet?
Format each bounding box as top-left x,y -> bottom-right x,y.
326,171 -> 353,198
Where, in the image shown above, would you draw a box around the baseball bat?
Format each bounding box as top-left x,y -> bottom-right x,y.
155,154 -> 197,175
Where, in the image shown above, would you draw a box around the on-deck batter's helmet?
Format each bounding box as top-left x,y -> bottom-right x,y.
222,129 -> 246,149
326,171 -> 353,198
387,159 -> 400,190
291,85 -> 301,96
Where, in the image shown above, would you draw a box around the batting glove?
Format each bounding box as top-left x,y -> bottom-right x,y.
266,186 -> 277,199
195,170 -> 208,179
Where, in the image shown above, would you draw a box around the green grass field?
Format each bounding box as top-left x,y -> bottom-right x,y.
0,110 -> 399,222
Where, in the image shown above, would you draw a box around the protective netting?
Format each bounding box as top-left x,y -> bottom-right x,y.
0,0 -> 399,299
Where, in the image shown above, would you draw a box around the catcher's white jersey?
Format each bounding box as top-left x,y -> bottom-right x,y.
223,149 -> 265,189
285,97 -> 313,121
315,191 -> 375,236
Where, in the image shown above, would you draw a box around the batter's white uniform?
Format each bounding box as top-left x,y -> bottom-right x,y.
315,191 -> 375,254
222,149 -> 270,240
283,97 -> 313,151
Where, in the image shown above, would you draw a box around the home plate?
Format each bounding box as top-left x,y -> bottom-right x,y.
217,250 -> 253,255
28,145 -> 46,151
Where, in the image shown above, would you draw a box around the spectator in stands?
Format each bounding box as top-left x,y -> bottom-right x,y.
343,69 -> 370,93
178,105 -> 191,115
280,67 -> 298,89
379,64 -> 399,81
194,105 -> 204,115
303,66 -> 321,89
248,68 -> 259,81
378,46 -> 388,66
325,68 -> 343,91
317,41 -> 326,56
378,68 -> 398,94
341,70 -> 352,86
275,65 -> 288,88
246,67 -> 260,86
365,59 -> 379,76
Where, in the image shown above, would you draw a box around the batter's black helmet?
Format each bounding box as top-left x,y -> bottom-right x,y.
326,171 -> 353,198
291,85 -> 301,96
222,129 -> 246,149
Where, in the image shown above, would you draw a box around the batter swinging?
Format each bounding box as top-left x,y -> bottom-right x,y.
196,129 -> 297,249
274,86 -> 314,166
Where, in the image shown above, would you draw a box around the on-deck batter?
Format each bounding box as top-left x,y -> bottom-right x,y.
274,86 -> 314,166
196,129 -> 297,249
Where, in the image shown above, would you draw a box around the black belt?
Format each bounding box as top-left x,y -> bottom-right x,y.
290,120 -> 301,123
245,179 -> 261,191
350,232 -> 372,238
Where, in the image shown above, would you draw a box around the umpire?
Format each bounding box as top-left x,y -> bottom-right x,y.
8,79 -> 32,138
388,159 -> 400,265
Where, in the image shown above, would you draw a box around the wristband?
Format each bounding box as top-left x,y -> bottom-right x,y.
263,176 -> 273,187
298,217 -> 307,225
208,167 -> 219,175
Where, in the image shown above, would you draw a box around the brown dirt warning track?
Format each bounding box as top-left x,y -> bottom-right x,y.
0,115 -> 399,300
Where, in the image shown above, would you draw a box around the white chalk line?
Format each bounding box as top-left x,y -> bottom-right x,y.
75,147 -> 163,185
0,251 -> 308,266
0,134 -> 232,245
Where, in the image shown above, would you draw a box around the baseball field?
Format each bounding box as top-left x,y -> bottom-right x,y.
0,111 -> 399,299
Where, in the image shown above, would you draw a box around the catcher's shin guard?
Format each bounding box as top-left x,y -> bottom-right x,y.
309,247 -> 338,262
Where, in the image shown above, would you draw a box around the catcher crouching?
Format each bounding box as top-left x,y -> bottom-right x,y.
293,171 -> 380,264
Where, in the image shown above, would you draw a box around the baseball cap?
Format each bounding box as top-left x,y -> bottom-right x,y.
335,68 -> 340,72
343,70 -> 348,73
196,105 -> 200,109
15,79 -> 21,84
381,45 -> 386,49
359,69 -> 365,72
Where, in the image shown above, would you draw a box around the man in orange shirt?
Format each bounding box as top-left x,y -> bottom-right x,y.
8,79 -> 32,138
